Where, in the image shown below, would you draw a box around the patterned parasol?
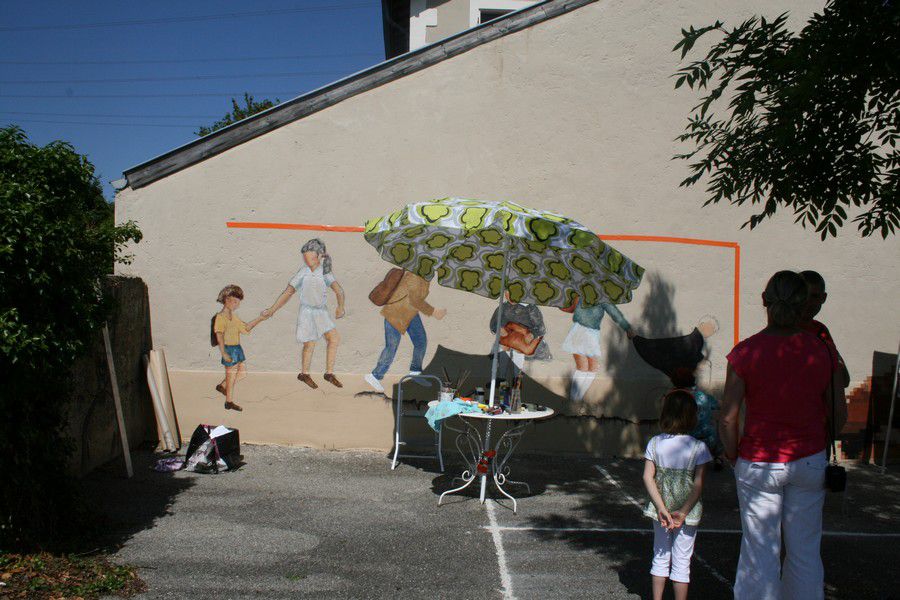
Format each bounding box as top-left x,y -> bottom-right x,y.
363,197 -> 644,308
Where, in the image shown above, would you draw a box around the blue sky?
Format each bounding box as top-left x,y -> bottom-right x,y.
0,1 -> 386,198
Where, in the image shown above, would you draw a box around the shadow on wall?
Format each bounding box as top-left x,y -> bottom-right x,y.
377,274 -> 716,460
577,273 -> 683,456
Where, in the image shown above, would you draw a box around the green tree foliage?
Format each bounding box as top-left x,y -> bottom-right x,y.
196,93 -> 280,137
673,0 -> 899,239
0,126 -> 142,549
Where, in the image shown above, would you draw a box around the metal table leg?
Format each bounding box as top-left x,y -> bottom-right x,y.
439,416 -> 533,512
438,417 -> 483,504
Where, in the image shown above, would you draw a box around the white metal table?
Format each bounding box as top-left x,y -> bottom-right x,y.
437,405 -> 554,513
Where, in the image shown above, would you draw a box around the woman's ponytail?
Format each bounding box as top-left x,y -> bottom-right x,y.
762,270 -> 807,327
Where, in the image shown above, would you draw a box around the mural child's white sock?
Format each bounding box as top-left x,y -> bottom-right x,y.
570,370 -> 596,402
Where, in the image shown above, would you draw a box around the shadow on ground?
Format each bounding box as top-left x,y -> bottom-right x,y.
78,448 -> 195,553
511,456 -> 900,600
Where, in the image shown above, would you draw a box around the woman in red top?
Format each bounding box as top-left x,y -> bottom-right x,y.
721,270 -> 846,600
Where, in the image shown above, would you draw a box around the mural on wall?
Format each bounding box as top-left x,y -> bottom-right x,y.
489,290 -> 552,377
262,238 -> 345,389
363,198 -> 645,407
217,201 -> 749,419
363,268 -> 448,394
561,294 -> 636,402
212,285 -> 269,411
633,316 -> 723,463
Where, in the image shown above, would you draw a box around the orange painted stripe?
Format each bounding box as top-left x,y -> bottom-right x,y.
599,234 -> 738,249
733,244 -> 741,346
227,221 -> 365,232
226,221 -> 742,345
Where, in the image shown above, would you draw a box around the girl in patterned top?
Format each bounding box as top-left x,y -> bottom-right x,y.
642,389 -> 711,600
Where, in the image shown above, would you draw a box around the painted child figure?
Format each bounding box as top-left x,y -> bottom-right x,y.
674,319 -> 725,468
264,238 -> 345,389
214,285 -> 267,411
642,390 -> 711,600
561,294 -> 635,402
635,317 -> 725,468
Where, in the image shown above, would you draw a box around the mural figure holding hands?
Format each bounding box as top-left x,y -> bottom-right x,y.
264,238 -> 345,389
561,294 -> 635,402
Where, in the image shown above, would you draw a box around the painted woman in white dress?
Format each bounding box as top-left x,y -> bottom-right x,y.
264,238 -> 345,389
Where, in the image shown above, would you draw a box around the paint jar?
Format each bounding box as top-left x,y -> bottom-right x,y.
475,387 -> 485,403
439,386 -> 456,402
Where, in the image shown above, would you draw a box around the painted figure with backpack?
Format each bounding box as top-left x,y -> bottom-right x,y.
262,238 -> 346,389
364,268 -> 446,393
211,284 -> 268,411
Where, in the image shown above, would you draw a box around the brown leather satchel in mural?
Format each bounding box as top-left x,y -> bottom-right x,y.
368,268 -> 405,306
500,322 -> 543,356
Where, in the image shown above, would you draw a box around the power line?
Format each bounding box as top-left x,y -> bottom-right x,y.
0,92 -> 297,99
0,52 -> 381,66
3,118 -> 200,129
1,70 -> 343,84
0,3 -> 376,32
0,111 -> 222,119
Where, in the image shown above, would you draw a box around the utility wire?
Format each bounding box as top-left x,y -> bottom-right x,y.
1,70 -> 344,84
0,92 -> 297,99
0,111 -> 222,119
0,3 -> 376,32
0,52 -> 381,66
3,118 -> 201,129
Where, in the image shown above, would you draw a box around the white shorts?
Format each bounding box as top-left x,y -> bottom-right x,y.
651,521 -> 697,583
561,322 -> 602,357
296,305 -> 335,343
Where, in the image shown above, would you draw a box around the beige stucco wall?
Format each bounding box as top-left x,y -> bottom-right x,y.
116,0 -> 898,454
425,0 -> 470,44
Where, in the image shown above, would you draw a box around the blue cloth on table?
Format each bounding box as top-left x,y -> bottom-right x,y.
425,399 -> 482,431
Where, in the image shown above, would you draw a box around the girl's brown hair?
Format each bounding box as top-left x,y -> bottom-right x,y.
659,389 -> 698,434
217,284 -> 244,304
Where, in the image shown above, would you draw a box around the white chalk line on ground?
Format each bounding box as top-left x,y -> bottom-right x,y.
486,500 -> 515,600
486,526 -> 900,538
594,464 -> 733,589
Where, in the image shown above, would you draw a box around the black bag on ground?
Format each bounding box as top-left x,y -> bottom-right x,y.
184,424 -> 241,473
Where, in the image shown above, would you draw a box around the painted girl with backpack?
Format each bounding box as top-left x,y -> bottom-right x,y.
212,284 -> 268,411
364,268 -> 446,393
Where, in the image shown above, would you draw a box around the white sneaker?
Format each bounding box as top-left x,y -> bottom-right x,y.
365,373 -> 384,393
408,371 -> 422,377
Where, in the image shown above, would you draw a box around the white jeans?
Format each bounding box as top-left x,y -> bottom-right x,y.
734,451 -> 827,600
651,521 -> 697,583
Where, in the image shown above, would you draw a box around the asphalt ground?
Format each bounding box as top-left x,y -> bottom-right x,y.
84,443 -> 900,599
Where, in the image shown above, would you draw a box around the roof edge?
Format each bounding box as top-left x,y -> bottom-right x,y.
123,0 -> 598,190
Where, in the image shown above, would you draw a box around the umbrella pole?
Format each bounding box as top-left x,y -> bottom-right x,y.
481,237 -> 513,503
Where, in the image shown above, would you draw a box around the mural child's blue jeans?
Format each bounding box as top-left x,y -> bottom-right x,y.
372,314 -> 427,380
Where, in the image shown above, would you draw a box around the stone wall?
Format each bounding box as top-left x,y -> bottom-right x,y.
66,276 -> 156,476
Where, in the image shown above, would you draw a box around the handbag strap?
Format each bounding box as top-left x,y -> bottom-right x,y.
816,332 -> 839,464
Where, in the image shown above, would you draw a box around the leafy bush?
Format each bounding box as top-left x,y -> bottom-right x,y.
0,126 -> 142,549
